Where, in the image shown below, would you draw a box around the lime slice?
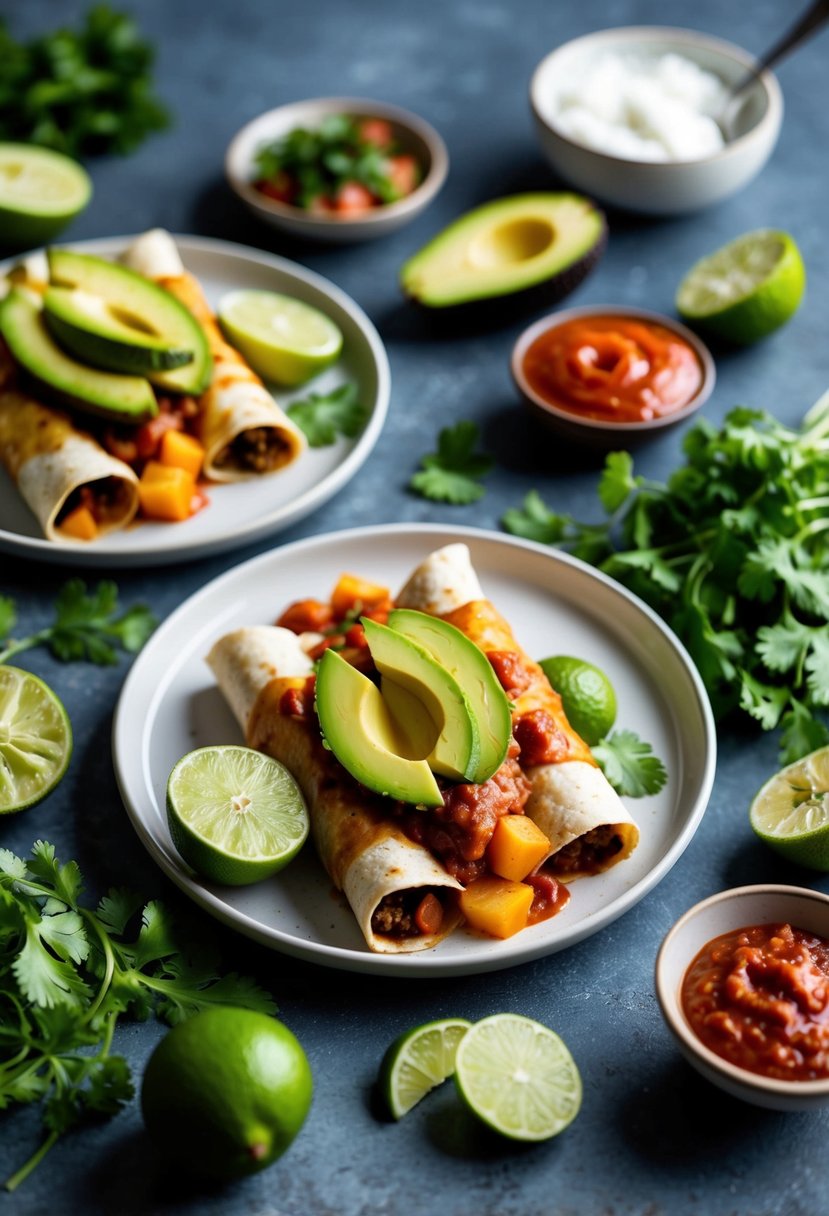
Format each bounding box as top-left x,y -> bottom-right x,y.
538,655 -> 617,746
379,1018 -> 471,1119
0,665 -> 72,814
0,144 -> 92,250
166,745 -> 309,885
749,746 -> 829,869
676,229 -> 805,344
454,1013 -> 582,1141
218,289 -> 343,386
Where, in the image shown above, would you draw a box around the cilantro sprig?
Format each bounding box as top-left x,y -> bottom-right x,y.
0,579 -> 156,667
287,383 -> 369,448
592,731 -> 668,798
503,398 -> 829,764
410,421 -> 494,504
0,842 -> 276,1192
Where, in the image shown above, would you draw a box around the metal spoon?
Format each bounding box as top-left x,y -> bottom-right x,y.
719,0 -> 829,138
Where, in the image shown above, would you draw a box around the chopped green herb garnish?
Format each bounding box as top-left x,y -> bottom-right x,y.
410,421 -> 493,505
592,731 -> 668,798
286,382 -> 369,448
0,580 -> 156,667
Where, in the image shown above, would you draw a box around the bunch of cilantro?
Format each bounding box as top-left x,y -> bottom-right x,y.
0,842 -> 275,1192
504,398 -> 829,764
0,6 -> 169,157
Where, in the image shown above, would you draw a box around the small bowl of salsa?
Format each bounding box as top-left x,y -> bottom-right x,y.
511,304 -> 715,447
655,885 -> 829,1111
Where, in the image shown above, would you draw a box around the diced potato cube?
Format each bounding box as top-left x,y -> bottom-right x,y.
159,429 -> 204,478
331,573 -> 390,618
138,462 -> 195,522
459,876 -> 534,939
486,815 -> 551,882
59,503 -> 98,541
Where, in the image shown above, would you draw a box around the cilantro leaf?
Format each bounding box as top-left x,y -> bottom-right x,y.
592,730 -> 668,798
287,383 -> 368,447
409,421 -> 493,505
502,491 -> 573,544
599,451 -> 642,513
0,580 -> 156,667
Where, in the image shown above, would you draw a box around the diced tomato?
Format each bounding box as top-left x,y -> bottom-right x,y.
276,599 -> 335,634
308,635 -> 344,661
102,429 -> 139,465
134,411 -> 183,461
333,181 -> 376,214
255,172 -> 296,205
385,154 -> 420,199
307,194 -> 336,215
344,623 -> 367,649
357,118 -> 394,148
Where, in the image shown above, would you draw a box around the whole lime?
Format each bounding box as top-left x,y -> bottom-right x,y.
141,1007 -> 312,1180
538,655 -> 617,746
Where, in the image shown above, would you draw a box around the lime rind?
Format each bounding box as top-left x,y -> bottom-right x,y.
454,1013 -> 581,1142
0,666 -> 72,813
749,746 -> 829,869
218,289 -> 343,386
539,655 -> 616,746
381,1018 -> 471,1119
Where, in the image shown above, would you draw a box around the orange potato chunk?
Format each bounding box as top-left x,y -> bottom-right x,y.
59,503 -> 98,541
486,815 -> 551,882
159,429 -> 205,478
138,462 -> 195,522
331,573 -> 390,619
459,876 -> 534,939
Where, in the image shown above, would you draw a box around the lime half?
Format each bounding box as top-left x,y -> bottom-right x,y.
749,746 -> 829,870
218,289 -> 343,386
676,230 -> 805,344
454,1013 -> 582,1141
166,745 -> 309,885
539,655 -> 617,746
0,665 -> 72,813
0,144 -> 92,250
379,1018 -> 471,1119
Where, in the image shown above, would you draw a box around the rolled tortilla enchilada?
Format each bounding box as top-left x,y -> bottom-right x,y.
206,626 -> 462,954
0,389 -> 138,541
397,545 -> 639,881
122,230 -> 305,481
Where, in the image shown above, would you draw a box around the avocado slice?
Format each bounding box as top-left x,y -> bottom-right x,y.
315,650 -> 443,807
43,286 -> 195,375
47,249 -> 212,393
400,192 -> 606,311
362,618 -> 480,782
387,609 -> 512,784
0,288 -> 158,423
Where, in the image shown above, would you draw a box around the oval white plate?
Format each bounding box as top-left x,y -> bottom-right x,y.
113,524 -> 716,977
0,235 -> 389,567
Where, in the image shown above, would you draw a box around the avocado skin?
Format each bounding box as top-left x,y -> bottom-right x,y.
400,193 -> 607,323
0,288 -> 158,424
44,293 -> 195,376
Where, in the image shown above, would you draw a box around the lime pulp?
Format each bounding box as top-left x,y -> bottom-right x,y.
454,1013 -> 582,1141
379,1018 -> 472,1119
0,665 -> 72,814
218,289 -> 343,386
166,745 -> 309,885
676,230 -> 805,344
539,655 -> 617,746
749,746 -> 829,870
0,143 -> 92,249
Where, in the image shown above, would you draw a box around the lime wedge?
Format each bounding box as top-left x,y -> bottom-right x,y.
454,1013 -> 582,1141
676,230 -> 805,344
218,289 -> 343,386
749,746 -> 829,870
0,144 -> 92,250
0,666 -> 72,814
379,1018 -> 471,1119
166,745 -> 309,885
538,655 -> 617,746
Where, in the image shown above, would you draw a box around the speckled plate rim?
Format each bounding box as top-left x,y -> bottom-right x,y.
113,522 -> 717,977
0,234 -> 390,567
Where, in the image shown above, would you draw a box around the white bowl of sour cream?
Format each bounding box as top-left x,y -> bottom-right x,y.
530,27 -> 783,214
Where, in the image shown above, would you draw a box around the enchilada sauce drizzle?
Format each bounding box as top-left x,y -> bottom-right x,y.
682,923 -> 829,1081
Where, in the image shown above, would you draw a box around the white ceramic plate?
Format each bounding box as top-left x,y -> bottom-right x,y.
0,235 -> 389,567
113,524 -> 716,977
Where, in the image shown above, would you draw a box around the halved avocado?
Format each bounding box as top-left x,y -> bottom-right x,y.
43,286 -> 195,374
47,248 -> 212,393
315,650 -> 443,806
362,618 -> 480,782
387,609 -> 512,784
0,288 -> 158,423
400,192 -> 606,311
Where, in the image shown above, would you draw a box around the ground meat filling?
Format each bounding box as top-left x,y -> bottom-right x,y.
371,889 -> 446,939
213,426 -> 288,473
548,824 -> 624,877
55,477 -> 132,529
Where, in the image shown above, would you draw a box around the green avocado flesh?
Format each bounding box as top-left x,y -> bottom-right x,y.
387,609 -> 511,784
315,650 -> 443,806
400,192 -> 606,308
362,618 -> 480,782
47,248 -> 212,393
0,288 -> 158,422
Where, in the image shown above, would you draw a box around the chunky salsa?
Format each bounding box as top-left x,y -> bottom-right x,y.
521,314 -> 704,423
682,922 -> 829,1082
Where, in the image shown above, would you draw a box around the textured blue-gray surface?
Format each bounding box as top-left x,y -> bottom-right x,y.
2,0 -> 829,1213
